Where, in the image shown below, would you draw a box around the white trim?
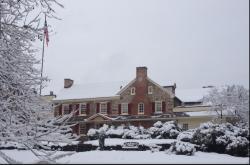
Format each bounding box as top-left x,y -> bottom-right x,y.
148,86 -> 153,94
138,102 -> 144,114
79,103 -> 86,115
116,79 -> 136,95
131,87 -> 135,95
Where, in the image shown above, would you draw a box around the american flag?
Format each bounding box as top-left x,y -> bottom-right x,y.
44,19 -> 49,46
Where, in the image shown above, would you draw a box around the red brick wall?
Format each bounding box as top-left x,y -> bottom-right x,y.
131,67 -> 151,116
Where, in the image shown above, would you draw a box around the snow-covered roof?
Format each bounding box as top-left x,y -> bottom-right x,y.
52,80 -> 131,101
184,110 -> 227,117
175,88 -> 211,102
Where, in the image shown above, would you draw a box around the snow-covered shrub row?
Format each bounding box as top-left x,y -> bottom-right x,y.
190,122 -> 249,157
147,121 -> 182,139
165,141 -> 196,156
87,124 -> 151,140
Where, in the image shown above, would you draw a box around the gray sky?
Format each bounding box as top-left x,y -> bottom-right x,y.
34,0 -> 249,96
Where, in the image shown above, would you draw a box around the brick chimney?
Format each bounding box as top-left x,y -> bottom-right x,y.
131,67 -> 151,116
64,78 -> 74,88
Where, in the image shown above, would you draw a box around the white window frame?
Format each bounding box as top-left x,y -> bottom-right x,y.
183,123 -> 188,131
155,101 -> 162,113
131,87 -> 135,95
138,102 -> 144,114
100,102 -> 107,115
79,124 -> 86,135
121,103 -> 128,115
62,104 -> 69,116
79,103 -> 87,116
148,86 -> 153,94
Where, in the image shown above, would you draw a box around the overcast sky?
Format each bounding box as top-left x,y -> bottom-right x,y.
34,0 -> 249,96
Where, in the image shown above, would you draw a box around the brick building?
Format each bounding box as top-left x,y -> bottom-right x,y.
52,67 -> 225,142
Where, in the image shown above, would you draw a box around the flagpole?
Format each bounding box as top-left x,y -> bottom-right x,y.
40,15 -> 46,95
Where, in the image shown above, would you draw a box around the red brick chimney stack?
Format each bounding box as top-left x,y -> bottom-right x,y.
64,79 -> 74,88
131,67 -> 151,116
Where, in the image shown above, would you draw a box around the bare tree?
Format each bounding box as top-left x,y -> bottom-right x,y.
202,85 -> 249,125
0,0 -> 79,163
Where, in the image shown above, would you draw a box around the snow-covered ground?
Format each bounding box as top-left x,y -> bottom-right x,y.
0,149 -> 248,164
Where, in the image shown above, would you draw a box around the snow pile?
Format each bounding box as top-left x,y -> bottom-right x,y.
191,122 -> 249,157
165,141 -> 196,156
147,121 -> 182,139
177,130 -> 195,143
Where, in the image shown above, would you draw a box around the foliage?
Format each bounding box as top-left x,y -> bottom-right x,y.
202,85 -> 249,125
147,120 -> 182,139
165,141 -> 196,156
0,0 -> 79,163
191,122 -> 249,157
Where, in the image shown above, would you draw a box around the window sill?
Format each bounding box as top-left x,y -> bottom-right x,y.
138,113 -> 144,115
148,92 -> 153,94
121,113 -> 129,115
131,93 -> 135,95
78,114 -> 87,116
155,112 -> 163,114
100,113 -> 107,115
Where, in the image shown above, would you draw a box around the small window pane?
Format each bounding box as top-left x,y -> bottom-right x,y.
156,102 -> 162,112
139,103 -> 144,113
101,103 -> 107,114
149,86 -> 152,93
122,104 -> 128,114
183,123 -> 188,131
64,105 -> 69,115
80,125 -> 86,134
81,104 -> 86,114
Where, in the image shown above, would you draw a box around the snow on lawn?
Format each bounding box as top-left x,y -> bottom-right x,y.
0,149 -> 248,164
56,151 -> 249,164
84,138 -> 178,146
0,149 -> 75,164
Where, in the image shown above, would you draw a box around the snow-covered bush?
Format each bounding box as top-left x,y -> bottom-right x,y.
87,128 -> 99,140
106,125 -> 125,138
148,120 -> 182,139
122,125 -> 151,139
165,141 -> 196,156
191,122 -> 249,157
177,130 -> 194,143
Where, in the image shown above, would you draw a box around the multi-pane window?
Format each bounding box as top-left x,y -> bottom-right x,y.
131,87 -> 135,95
183,123 -> 188,131
148,86 -> 153,94
63,105 -> 69,115
80,104 -> 86,114
156,102 -> 162,112
100,103 -> 107,114
80,124 -> 86,135
138,103 -> 144,114
122,104 -> 128,114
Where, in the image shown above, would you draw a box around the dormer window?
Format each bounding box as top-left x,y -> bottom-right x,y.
148,86 -> 153,94
131,87 -> 135,95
